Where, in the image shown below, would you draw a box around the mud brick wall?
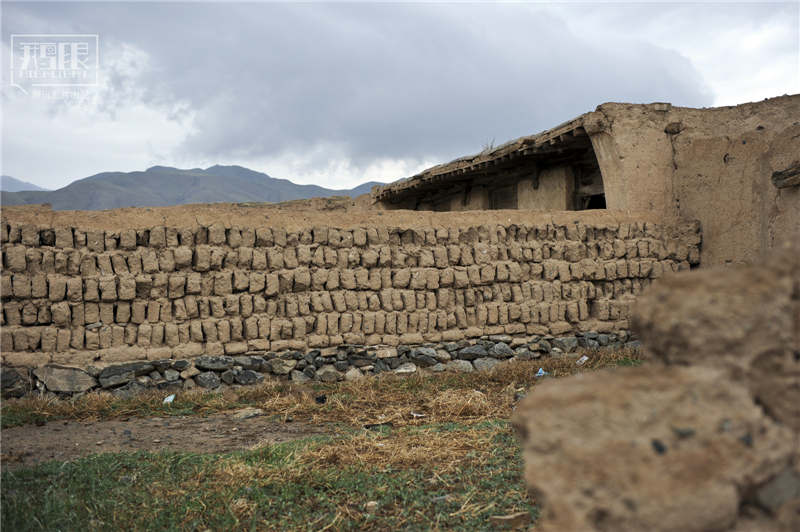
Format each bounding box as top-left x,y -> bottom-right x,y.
0,217 -> 701,370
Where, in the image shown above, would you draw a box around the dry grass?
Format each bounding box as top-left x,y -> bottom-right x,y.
2,349 -> 644,530
1,348 -> 643,429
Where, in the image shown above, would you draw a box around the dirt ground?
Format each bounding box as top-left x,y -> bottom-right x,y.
0,411 -> 331,471
1,201 -> 653,231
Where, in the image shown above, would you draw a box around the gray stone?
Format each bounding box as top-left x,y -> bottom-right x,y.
220,369 -> 236,384
344,367 -> 364,381
291,369 -> 311,382
394,362 -> 418,374
233,356 -> 262,371
433,349 -> 452,362
755,468 -> 800,514
152,360 -> 172,372
430,363 -> 446,372
156,381 -> 181,393
2,367 -> 30,398
195,371 -> 221,389
552,336 -> 579,353
409,348 -> 438,367
597,334 -> 611,346
333,360 -> 350,371
98,362 -> 154,388
473,357 -> 500,372
350,357 -> 375,367
488,334 -> 513,343
445,360 -> 474,373
458,344 -> 488,360
235,370 -> 264,385
33,366 -> 96,393
149,370 -> 162,381
163,369 -> 180,382
531,340 -> 551,352
317,364 -> 341,383
85,365 -> 103,377
171,359 -> 190,371
194,356 -> 234,371
489,342 -> 514,358
111,381 -> 146,399
302,365 -> 316,379
182,378 -> 196,390
180,366 -> 200,380
99,371 -> 136,388
514,348 -> 534,361
269,358 -> 297,375
411,347 -> 437,358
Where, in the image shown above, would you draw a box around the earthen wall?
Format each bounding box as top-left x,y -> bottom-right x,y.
0,214 -> 700,371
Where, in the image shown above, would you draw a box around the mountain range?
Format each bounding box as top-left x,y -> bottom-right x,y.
1,166 -> 382,211
1,175 -> 49,192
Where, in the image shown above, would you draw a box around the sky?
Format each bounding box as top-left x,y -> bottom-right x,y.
1,1 -> 798,190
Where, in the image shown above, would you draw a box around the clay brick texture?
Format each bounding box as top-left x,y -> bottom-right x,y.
0,218 -> 701,368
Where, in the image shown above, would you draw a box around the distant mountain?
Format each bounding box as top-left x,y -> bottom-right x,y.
1,165 -> 383,211
1,175 -> 48,192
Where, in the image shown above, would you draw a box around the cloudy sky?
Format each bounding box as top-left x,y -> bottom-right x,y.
2,1 -> 798,190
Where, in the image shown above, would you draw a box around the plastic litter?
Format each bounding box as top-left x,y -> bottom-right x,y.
535,368 -> 548,378
576,355 -> 590,366
162,394 -> 175,404
410,412 -> 427,418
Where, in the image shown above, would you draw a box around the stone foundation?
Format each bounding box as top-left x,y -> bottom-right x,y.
1,331 -> 638,398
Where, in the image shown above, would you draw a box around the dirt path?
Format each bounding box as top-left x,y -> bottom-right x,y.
1,411 -> 332,471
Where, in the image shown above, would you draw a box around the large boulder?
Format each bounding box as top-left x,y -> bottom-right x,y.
33,366 -> 97,393
512,366 -> 797,532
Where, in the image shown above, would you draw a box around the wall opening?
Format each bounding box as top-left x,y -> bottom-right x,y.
573,145 -> 605,210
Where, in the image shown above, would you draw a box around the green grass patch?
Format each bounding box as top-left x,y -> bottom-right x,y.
2,422 -> 536,531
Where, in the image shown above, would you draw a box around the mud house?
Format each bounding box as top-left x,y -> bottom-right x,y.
373,95 -> 800,266
0,95 -> 797,398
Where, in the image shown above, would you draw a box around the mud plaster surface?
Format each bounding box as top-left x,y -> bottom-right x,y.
1,202 -> 660,231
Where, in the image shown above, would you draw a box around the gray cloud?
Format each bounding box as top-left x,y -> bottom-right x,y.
2,1 -> 794,187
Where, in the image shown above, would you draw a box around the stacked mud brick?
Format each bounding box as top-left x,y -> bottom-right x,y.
1,219 -> 700,373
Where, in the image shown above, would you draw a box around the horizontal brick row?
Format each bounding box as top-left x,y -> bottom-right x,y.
0,219 -> 701,369
3,220 -> 694,250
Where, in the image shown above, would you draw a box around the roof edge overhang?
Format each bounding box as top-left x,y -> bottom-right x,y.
371,102 -> 675,203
